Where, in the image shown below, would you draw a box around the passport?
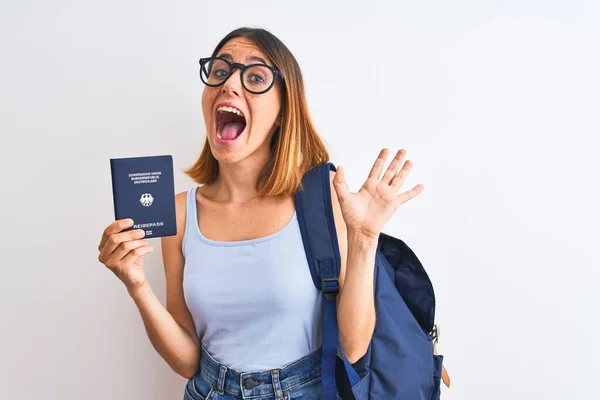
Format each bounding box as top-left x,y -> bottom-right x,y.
110,155 -> 177,238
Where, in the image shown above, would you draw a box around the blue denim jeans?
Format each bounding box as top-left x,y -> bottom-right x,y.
183,345 -> 329,400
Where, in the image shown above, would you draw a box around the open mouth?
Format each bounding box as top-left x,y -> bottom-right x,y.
215,106 -> 247,141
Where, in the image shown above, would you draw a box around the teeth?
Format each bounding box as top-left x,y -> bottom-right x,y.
217,106 -> 244,118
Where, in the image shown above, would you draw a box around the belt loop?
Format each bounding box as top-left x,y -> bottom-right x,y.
216,364 -> 227,395
270,369 -> 284,400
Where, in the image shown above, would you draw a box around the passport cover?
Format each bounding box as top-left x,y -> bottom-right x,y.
110,155 -> 177,238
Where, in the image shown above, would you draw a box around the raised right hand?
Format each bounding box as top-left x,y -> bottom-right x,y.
97,219 -> 154,291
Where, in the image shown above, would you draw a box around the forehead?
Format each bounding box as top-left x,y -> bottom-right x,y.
216,37 -> 272,66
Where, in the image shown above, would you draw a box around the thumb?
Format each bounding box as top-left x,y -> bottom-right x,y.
333,166 -> 351,200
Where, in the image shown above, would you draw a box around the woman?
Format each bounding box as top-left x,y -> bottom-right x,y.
97,27 -> 423,400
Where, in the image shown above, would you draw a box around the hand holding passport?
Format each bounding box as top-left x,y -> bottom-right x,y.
110,155 -> 177,238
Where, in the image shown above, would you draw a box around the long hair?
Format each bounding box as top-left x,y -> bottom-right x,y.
183,27 -> 330,196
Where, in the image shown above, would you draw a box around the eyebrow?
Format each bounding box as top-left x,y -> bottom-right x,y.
217,53 -> 269,66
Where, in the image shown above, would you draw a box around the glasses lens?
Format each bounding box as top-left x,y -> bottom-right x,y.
201,58 -> 230,86
243,65 -> 274,93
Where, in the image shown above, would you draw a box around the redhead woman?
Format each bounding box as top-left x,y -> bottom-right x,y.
97,27 -> 423,400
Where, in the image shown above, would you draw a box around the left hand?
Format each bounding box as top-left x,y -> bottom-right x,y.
332,148 -> 424,240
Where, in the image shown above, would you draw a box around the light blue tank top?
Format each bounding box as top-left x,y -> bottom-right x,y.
182,187 -> 323,371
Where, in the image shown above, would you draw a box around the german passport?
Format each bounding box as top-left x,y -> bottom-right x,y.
110,155 -> 177,238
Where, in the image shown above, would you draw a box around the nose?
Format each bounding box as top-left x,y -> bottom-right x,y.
221,68 -> 243,97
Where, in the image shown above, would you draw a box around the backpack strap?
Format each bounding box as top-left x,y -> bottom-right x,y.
294,162 -> 362,400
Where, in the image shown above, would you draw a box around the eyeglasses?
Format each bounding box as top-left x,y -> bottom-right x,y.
199,57 -> 284,95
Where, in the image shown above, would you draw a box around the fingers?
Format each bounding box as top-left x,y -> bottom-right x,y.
390,158 -> 413,190
111,239 -> 151,262
381,149 -> 406,184
379,148 -> 424,203
98,228 -> 146,264
98,219 -> 134,251
119,244 -> 154,266
333,166 -> 350,200
397,184 -> 424,205
98,237 -> 152,270
368,148 -> 389,180
370,148 -> 415,190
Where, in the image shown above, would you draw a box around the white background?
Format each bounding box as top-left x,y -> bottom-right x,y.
1,1 -> 598,399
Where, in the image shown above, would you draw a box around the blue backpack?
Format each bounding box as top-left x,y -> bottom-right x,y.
294,162 -> 446,399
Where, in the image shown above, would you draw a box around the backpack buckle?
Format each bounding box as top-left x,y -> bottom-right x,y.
430,324 -> 440,343
321,277 -> 340,302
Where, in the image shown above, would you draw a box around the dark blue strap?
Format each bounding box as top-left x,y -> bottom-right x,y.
323,290 -> 362,385
321,260 -> 340,399
294,162 -> 362,400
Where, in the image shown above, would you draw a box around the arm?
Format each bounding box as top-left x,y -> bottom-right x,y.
330,171 -> 377,364
329,149 -> 424,364
128,191 -> 200,378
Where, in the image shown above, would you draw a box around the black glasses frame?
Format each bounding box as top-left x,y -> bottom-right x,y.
199,57 -> 284,95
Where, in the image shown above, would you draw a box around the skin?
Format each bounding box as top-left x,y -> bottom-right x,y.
201,38 -> 283,201
97,37 -> 424,379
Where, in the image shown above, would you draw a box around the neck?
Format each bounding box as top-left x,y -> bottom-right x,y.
211,151 -> 271,204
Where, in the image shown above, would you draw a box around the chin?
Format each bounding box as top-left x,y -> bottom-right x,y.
208,144 -> 246,165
